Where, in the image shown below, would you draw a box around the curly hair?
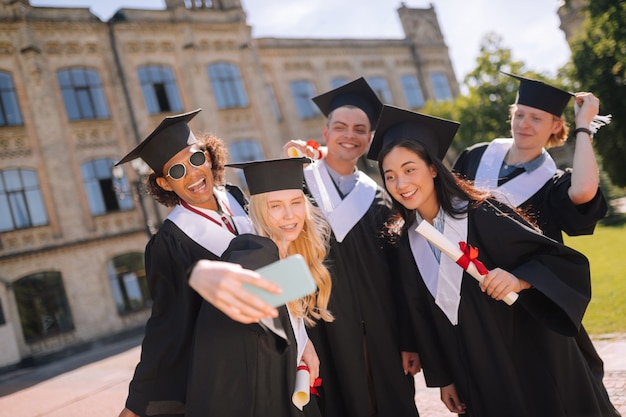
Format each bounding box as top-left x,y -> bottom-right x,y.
248,191 -> 334,327
509,104 -> 569,149
146,133 -> 228,207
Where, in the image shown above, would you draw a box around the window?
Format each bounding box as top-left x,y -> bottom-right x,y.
13,271 -> 74,342
0,71 -> 23,126
366,76 -> 392,103
138,65 -> 183,114
330,77 -> 349,89
401,75 -> 425,108
81,158 -> 134,216
290,80 -> 319,119
107,253 -> 150,314
57,68 -> 110,120
430,72 -> 453,101
207,63 -> 249,109
0,168 -> 48,232
229,140 -> 264,187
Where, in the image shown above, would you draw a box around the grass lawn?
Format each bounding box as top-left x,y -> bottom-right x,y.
563,222 -> 626,335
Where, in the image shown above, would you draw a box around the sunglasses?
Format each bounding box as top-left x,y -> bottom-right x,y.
166,151 -> 208,180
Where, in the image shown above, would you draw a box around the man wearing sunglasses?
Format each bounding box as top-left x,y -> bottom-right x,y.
115,110 -> 290,417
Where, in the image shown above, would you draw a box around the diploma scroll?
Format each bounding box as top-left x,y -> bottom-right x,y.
292,364 -> 310,410
415,220 -> 518,305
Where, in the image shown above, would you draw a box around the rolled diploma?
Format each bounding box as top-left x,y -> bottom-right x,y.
292,365 -> 310,410
415,220 -> 518,305
288,146 -> 322,160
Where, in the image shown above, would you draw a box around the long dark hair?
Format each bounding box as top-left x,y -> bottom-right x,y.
146,133 -> 228,207
377,138 -> 489,235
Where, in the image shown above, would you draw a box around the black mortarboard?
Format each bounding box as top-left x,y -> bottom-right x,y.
503,72 -> 573,117
226,157 -> 311,195
312,77 -> 383,129
367,105 -> 460,161
115,109 -> 201,173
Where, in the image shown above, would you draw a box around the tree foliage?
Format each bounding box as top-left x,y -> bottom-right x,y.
569,1 -> 626,186
424,33 -> 574,163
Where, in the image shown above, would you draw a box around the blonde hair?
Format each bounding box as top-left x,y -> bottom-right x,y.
509,104 -> 570,148
249,192 -> 334,326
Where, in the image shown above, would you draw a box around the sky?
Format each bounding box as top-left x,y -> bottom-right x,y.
29,0 -> 572,82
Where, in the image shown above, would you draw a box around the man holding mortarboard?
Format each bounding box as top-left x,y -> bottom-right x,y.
453,73 -> 619,415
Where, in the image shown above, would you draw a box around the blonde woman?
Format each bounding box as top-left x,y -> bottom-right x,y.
186,157 -> 332,417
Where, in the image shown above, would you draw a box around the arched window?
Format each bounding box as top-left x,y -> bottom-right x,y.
57,67 -> 110,120
13,271 -> 74,342
81,158 -> 134,216
207,63 -> 249,109
0,71 -> 23,126
138,65 -> 183,114
290,80 -> 319,120
107,253 -> 150,314
0,168 -> 48,232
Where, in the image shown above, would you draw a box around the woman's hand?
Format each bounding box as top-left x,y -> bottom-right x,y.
440,384 -> 466,414
401,351 -> 422,376
301,339 -> 320,386
189,260 -> 280,323
480,267 -> 530,301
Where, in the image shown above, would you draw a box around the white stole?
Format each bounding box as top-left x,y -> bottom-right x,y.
303,160 -> 377,243
408,213 -> 468,325
168,189 -> 287,339
474,138 -> 557,207
167,188 -> 253,257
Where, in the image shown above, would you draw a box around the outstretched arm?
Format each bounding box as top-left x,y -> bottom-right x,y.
189,260 -> 280,323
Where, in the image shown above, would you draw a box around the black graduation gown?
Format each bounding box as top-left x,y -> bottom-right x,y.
306,185 -> 419,417
453,142 -> 615,406
125,220 -> 218,417
453,142 -> 608,243
185,234 -> 318,417
396,200 -> 617,417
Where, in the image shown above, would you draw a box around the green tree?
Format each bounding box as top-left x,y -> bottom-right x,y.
425,33 -> 579,164
569,1 -> 626,186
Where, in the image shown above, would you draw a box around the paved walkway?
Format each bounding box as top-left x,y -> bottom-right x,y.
0,333 -> 624,416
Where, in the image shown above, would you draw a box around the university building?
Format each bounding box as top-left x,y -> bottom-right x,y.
0,0 -> 458,368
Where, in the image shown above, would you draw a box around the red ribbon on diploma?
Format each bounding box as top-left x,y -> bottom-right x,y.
297,365 -> 322,396
456,242 -> 489,275
306,140 -> 320,150
310,377 -> 322,396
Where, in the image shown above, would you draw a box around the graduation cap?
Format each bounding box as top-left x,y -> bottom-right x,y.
115,109 -> 202,174
367,105 -> 460,161
503,72 -> 573,117
226,157 -> 311,195
312,77 -> 383,129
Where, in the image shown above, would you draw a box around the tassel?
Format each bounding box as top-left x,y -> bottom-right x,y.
589,114 -> 612,135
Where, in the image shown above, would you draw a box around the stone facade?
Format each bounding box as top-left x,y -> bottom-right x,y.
0,0 -> 458,368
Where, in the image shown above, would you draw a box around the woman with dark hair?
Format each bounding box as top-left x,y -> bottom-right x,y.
368,105 -> 618,416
